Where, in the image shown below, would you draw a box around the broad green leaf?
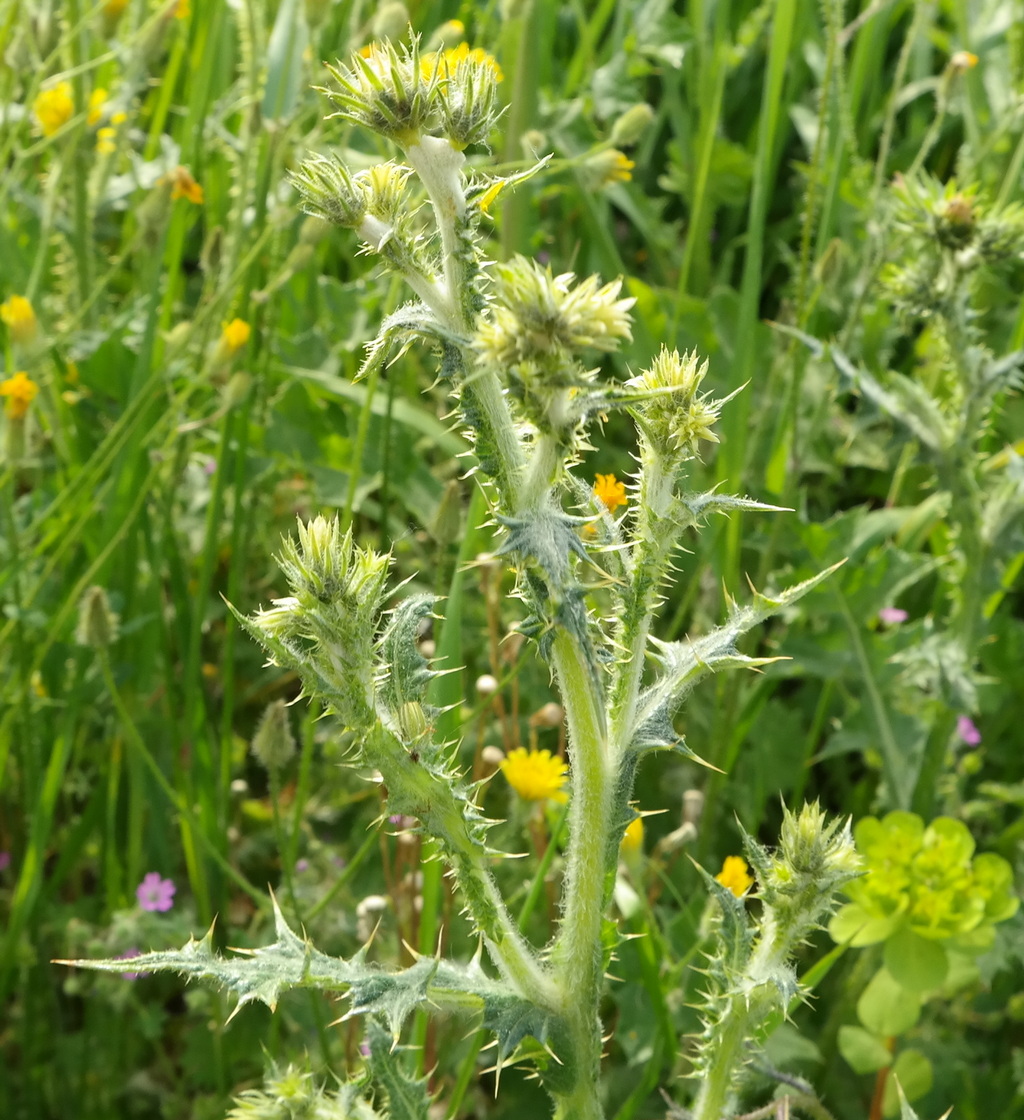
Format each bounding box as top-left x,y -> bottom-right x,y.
857,967 -> 921,1037
883,927 -> 948,993
829,904 -> 901,947
838,1025 -> 892,1074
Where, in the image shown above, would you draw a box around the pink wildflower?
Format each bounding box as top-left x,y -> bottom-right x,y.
878,607 -> 909,625
956,715 -> 982,746
136,872 -> 176,912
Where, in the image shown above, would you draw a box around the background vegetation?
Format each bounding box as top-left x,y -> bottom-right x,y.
1,1 -> 1022,1118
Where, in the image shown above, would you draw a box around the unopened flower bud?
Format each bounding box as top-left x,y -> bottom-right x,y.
475,674 -> 499,698
289,154 -> 366,228
221,371 -> 252,410
610,103 -> 654,147
371,2 -> 409,42
75,586 -> 120,649
251,699 -> 296,772
531,702 -> 563,729
479,745 -> 505,779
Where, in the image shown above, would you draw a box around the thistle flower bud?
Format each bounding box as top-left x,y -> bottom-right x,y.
474,256 -> 634,368
75,586 -> 120,649
289,154 -> 367,228
627,346 -> 724,460
251,699 -> 297,772
245,517 -> 392,730
322,40 -> 437,147
745,803 -> 860,970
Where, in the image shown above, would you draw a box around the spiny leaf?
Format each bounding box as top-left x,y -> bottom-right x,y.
628,562 -> 843,753
58,900 -> 559,1055
365,1018 -> 431,1120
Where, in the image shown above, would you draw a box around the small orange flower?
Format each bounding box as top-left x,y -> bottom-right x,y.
0,372 -> 40,419
33,82 -> 74,136
715,855 -> 754,898
1,295 -> 38,345
594,473 -> 627,514
167,166 -> 204,205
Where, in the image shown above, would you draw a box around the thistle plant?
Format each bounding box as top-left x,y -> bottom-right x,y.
794,172 -> 1024,813
63,35 -> 855,1120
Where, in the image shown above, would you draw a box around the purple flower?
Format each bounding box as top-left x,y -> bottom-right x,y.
0,851 -> 10,872
878,607 -> 909,625
136,872 -> 176,912
957,715 -> 982,746
116,947 -> 148,981
359,1040 -> 371,1058
295,859 -> 310,873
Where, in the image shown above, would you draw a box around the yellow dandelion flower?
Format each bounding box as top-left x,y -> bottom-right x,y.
950,50 -> 978,72
594,473 -> 627,514
501,747 -> 569,804
220,318 -> 251,355
33,82 -> 74,137
111,110 -> 128,125
621,816 -> 644,856
166,166 -> 204,205
0,372 -> 40,420
102,0 -> 129,14
715,855 -> 754,898
96,126 -> 117,155
87,88 -> 108,126
174,0 -> 190,18
1,295 -> 38,346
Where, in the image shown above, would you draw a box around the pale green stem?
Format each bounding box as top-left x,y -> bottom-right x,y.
692,1006 -> 747,1120
404,136 -> 470,329
549,629 -> 611,1120
609,453 -> 677,759
518,432 -> 563,512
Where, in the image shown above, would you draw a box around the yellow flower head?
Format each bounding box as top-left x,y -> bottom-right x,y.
621,816 -> 644,856
501,747 -> 569,804
422,42 -> 504,84
715,854 -> 754,898
167,166 -> 204,204
594,473 -> 627,514
0,372 -> 40,420
1,295 -> 39,346
174,0 -> 190,18
88,88 -> 108,126
96,127 -> 117,155
33,82 -> 74,137
220,318 -> 251,355
584,149 -> 635,190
